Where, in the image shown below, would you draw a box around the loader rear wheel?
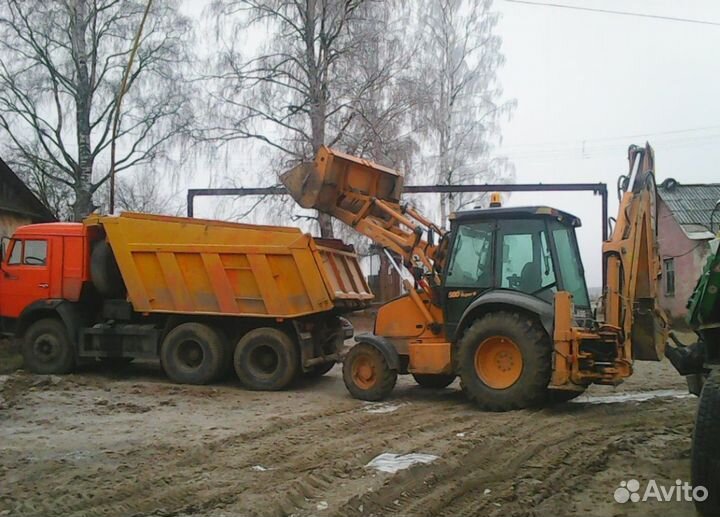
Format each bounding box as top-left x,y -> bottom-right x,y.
692,370 -> 720,516
457,311 -> 551,411
412,373 -> 456,389
234,327 -> 298,390
22,318 -> 75,374
161,323 -> 226,385
343,343 -> 397,401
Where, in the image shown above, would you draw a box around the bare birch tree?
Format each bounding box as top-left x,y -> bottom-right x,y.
206,0 -> 406,238
415,0 -> 515,224
0,0 -> 194,221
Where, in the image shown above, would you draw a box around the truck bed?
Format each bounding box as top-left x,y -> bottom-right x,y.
87,213 -> 372,318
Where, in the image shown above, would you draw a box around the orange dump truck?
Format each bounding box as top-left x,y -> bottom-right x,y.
1,212 -> 371,389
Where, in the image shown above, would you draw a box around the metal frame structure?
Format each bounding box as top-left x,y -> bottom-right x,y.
187,183 -> 609,239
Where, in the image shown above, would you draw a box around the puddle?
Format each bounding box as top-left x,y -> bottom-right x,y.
363,403 -> 403,414
366,452 -> 439,473
571,389 -> 693,405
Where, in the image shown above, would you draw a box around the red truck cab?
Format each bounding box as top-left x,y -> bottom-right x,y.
1,223 -> 92,319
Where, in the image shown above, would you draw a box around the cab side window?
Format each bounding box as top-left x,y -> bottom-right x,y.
6,239 -> 48,266
445,222 -> 494,288
23,240 -> 47,266
7,240 -> 22,265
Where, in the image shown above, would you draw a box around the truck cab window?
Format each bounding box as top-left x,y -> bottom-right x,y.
445,222 -> 494,288
8,240 -> 22,265
23,240 -> 47,266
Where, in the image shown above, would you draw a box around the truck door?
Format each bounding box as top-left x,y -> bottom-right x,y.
1,238 -> 50,318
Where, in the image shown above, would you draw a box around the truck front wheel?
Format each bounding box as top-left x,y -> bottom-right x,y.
22,318 -> 75,374
160,323 -> 226,385
456,311 -> 551,411
234,327 -> 298,390
692,370 -> 720,517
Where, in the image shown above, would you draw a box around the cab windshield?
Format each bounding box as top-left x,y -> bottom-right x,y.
548,220 -> 590,307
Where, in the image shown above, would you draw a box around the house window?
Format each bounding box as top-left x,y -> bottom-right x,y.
664,258 -> 675,296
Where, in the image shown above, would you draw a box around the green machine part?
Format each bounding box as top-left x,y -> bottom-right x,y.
686,243 -> 720,352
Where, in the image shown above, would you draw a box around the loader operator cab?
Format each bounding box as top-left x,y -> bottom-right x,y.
442,206 -> 591,332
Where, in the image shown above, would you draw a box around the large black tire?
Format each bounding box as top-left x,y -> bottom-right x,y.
456,311 -> 551,411
160,323 -> 227,385
342,343 -> 397,401
412,373 -> 456,389
21,318 -> 75,374
91,241 -> 125,298
692,370 -> 720,516
234,327 -> 298,390
305,361 -> 336,378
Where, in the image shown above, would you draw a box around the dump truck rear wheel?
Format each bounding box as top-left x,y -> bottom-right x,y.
234,327 -> 298,390
161,323 -> 226,385
692,370 -> 720,517
456,311 -> 551,411
343,343 -> 397,401
412,373 -> 456,389
22,318 -> 75,374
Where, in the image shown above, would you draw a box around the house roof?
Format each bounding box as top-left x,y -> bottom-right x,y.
658,178 -> 720,240
0,157 -> 56,222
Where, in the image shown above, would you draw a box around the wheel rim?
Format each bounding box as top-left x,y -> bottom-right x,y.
33,333 -> 61,363
177,339 -> 204,369
351,353 -> 377,389
474,336 -> 523,389
249,344 -> 279,376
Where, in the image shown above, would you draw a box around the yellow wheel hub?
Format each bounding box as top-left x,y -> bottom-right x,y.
474,336 -> 523,389
352,354 -> 377,389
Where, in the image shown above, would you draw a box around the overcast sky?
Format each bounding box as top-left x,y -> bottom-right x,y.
493,0 -> 720,285
187,0 -> 720,287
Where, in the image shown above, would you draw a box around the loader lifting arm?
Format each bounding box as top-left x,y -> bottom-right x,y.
601,143 -> 669,361
281,146 -> 446,291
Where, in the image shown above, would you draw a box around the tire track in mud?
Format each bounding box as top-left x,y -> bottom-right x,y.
333,399 -> 695,517
2,390 -> 475,517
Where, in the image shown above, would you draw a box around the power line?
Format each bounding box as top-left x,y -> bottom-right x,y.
503,0 -> 720,27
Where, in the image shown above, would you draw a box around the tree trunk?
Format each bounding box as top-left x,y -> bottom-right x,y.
305,0 -> 334,239
69,0 -> 95,221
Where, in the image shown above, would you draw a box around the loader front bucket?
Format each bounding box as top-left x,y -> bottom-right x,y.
280,146 -> 405,216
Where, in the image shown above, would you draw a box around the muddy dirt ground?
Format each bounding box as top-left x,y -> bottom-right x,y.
0,324 -> 701,517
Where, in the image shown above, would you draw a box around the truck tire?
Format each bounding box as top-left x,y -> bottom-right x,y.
21,318 -> 75,374
91,241 -> 125,298
456,311 -> 551,411
412,373 -> 456,389
343,343 -> 397,401
692,370 -> 720,516
234,327 -> 298,390
160,323 -> 226,385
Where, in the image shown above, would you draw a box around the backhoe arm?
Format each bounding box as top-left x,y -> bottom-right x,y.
602,143 -> 669,360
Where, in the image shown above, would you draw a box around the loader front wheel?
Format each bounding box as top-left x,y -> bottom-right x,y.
343,343 -> 397,401
457,311 -> 551,411
692,370 -> 720,516
161,323 -> 226,385
234,327 -> 298,390
412,373 -> 456,389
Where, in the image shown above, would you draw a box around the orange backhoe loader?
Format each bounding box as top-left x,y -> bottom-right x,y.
281,144 -> 668,410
